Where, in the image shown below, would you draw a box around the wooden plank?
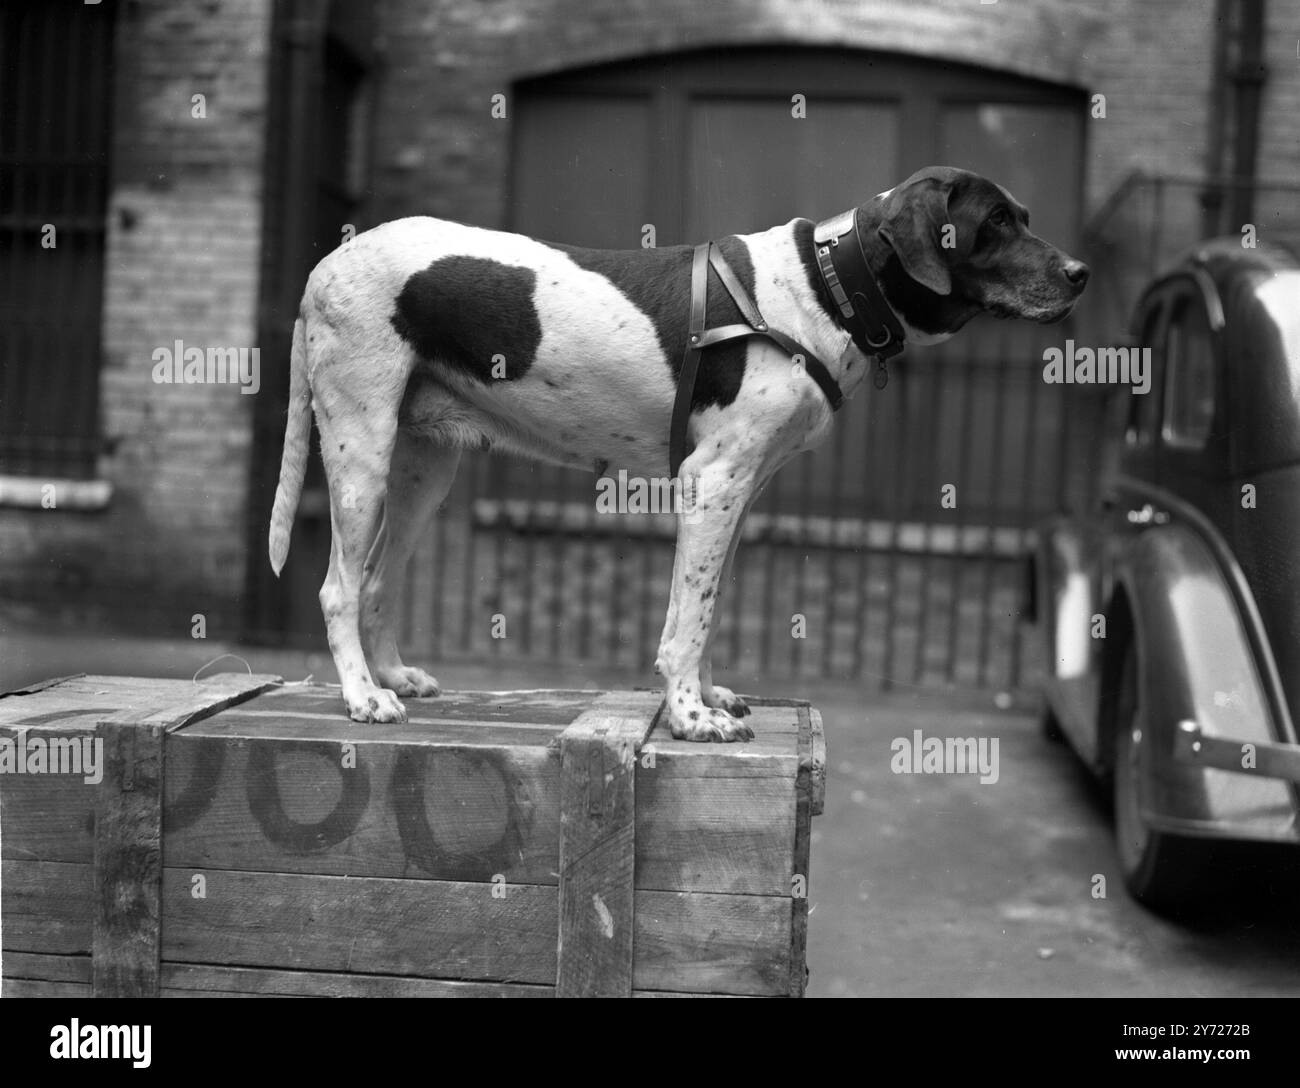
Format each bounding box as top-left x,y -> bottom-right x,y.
0,676 -> 201,730
556,691 -> 660,997
138,673 -> 283,733
55,675 -> 184,693
807,707 -> 827,816
162,869 -> 560,984
0,718 -> 101,866
635,751 -> 797,894
0,954 -> 742,999
8,751 -> 797,895
0,692 -> 175,732
194,715 -> 565,747
2,950 -> 92,983
634,890 -> 793,996
225,709 -> 569,732
788,706 -> 813,997
159,963 -> 552,998
633,989 -> 752,998
92,713 -> 163,998
3,860 -> 792,995
3,978 -> 93,997
163,734 -> 562,884
248,686 -> 597,725
3,726 -> 800,896
163,989 -> 303,999
0,673 -> 85,697
0,770 -> 96,862
1,860 -> 93,954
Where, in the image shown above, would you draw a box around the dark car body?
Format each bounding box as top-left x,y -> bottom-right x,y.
1035,239 -> 1300,903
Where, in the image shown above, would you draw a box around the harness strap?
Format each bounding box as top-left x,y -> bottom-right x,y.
670,242 -> 844,479
707,247 -> 764,329
669,244 -> 712,480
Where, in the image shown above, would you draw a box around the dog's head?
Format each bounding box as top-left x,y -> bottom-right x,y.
871,166 -> 1088,337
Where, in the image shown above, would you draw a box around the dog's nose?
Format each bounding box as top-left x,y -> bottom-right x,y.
1063,259 -> 1090,287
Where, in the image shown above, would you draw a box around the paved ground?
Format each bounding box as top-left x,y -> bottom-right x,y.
5,610 -> 1300,996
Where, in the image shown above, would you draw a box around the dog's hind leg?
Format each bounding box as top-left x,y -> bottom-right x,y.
360,432 -> 461,697
311,341 -> 412,723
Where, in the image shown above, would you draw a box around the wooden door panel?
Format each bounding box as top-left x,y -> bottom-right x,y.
513,94 -> 653,248
684,98 -> 899,239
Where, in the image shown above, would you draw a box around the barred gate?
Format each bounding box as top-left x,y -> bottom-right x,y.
397,319 -> 1108,692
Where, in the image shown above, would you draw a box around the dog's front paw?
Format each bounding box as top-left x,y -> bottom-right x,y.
669,700 -> 754,743
347,686 -> 408,724
702,684 -> 750,718
377,665 -> 441,698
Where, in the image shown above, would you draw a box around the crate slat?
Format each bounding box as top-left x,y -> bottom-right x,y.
92,711 -> 163,998
555,693 -> 657,996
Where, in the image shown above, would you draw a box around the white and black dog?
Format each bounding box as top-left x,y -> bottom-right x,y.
268,166 -> 1088,741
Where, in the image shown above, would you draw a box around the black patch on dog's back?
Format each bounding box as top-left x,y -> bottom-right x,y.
391,256 -> 540,382
543,236 -> 755,412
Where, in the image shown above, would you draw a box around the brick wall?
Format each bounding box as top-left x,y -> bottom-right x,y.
0,0 -> 272,637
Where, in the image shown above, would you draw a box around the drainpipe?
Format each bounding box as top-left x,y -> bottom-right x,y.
1228,0 -> 1267,229
1200,0 -> 1231,238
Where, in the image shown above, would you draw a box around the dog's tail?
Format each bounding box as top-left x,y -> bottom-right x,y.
268,315 -> 311,576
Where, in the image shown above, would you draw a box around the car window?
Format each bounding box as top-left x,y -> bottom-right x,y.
1162,293 -> 1216,450
1127,299 -> 1165,446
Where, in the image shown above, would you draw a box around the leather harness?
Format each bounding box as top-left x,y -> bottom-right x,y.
669,208 -> 907,478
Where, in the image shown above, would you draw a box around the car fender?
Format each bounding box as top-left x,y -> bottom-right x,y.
1036,516 -> 1099,681
1111,523 -> 1296,838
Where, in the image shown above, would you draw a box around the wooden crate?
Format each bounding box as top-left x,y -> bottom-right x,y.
1,673 -> 825,997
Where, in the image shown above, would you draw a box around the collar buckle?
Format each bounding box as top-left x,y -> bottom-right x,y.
812,208 -> 907,366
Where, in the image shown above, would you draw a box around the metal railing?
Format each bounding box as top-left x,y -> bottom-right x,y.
401,322 -> 1108,692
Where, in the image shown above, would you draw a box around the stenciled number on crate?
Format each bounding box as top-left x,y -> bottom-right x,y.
245,740 -> 370,853
391,747 -> 534,881
163,737 -> 226,832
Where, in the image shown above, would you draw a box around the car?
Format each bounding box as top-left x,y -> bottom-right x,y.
1034,238 -> 1300,912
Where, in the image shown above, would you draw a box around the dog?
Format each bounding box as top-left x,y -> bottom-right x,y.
268,166 -> 1088,741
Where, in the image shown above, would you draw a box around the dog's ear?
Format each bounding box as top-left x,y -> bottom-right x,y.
877,180 -> 953,296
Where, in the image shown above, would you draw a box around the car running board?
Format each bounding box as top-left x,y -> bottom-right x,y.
1173,720 -> 1300,783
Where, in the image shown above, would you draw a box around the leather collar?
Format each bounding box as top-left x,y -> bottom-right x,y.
812,209 -> 906,362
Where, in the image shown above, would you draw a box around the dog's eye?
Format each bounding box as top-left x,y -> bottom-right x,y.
988,208 -> 1010,228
